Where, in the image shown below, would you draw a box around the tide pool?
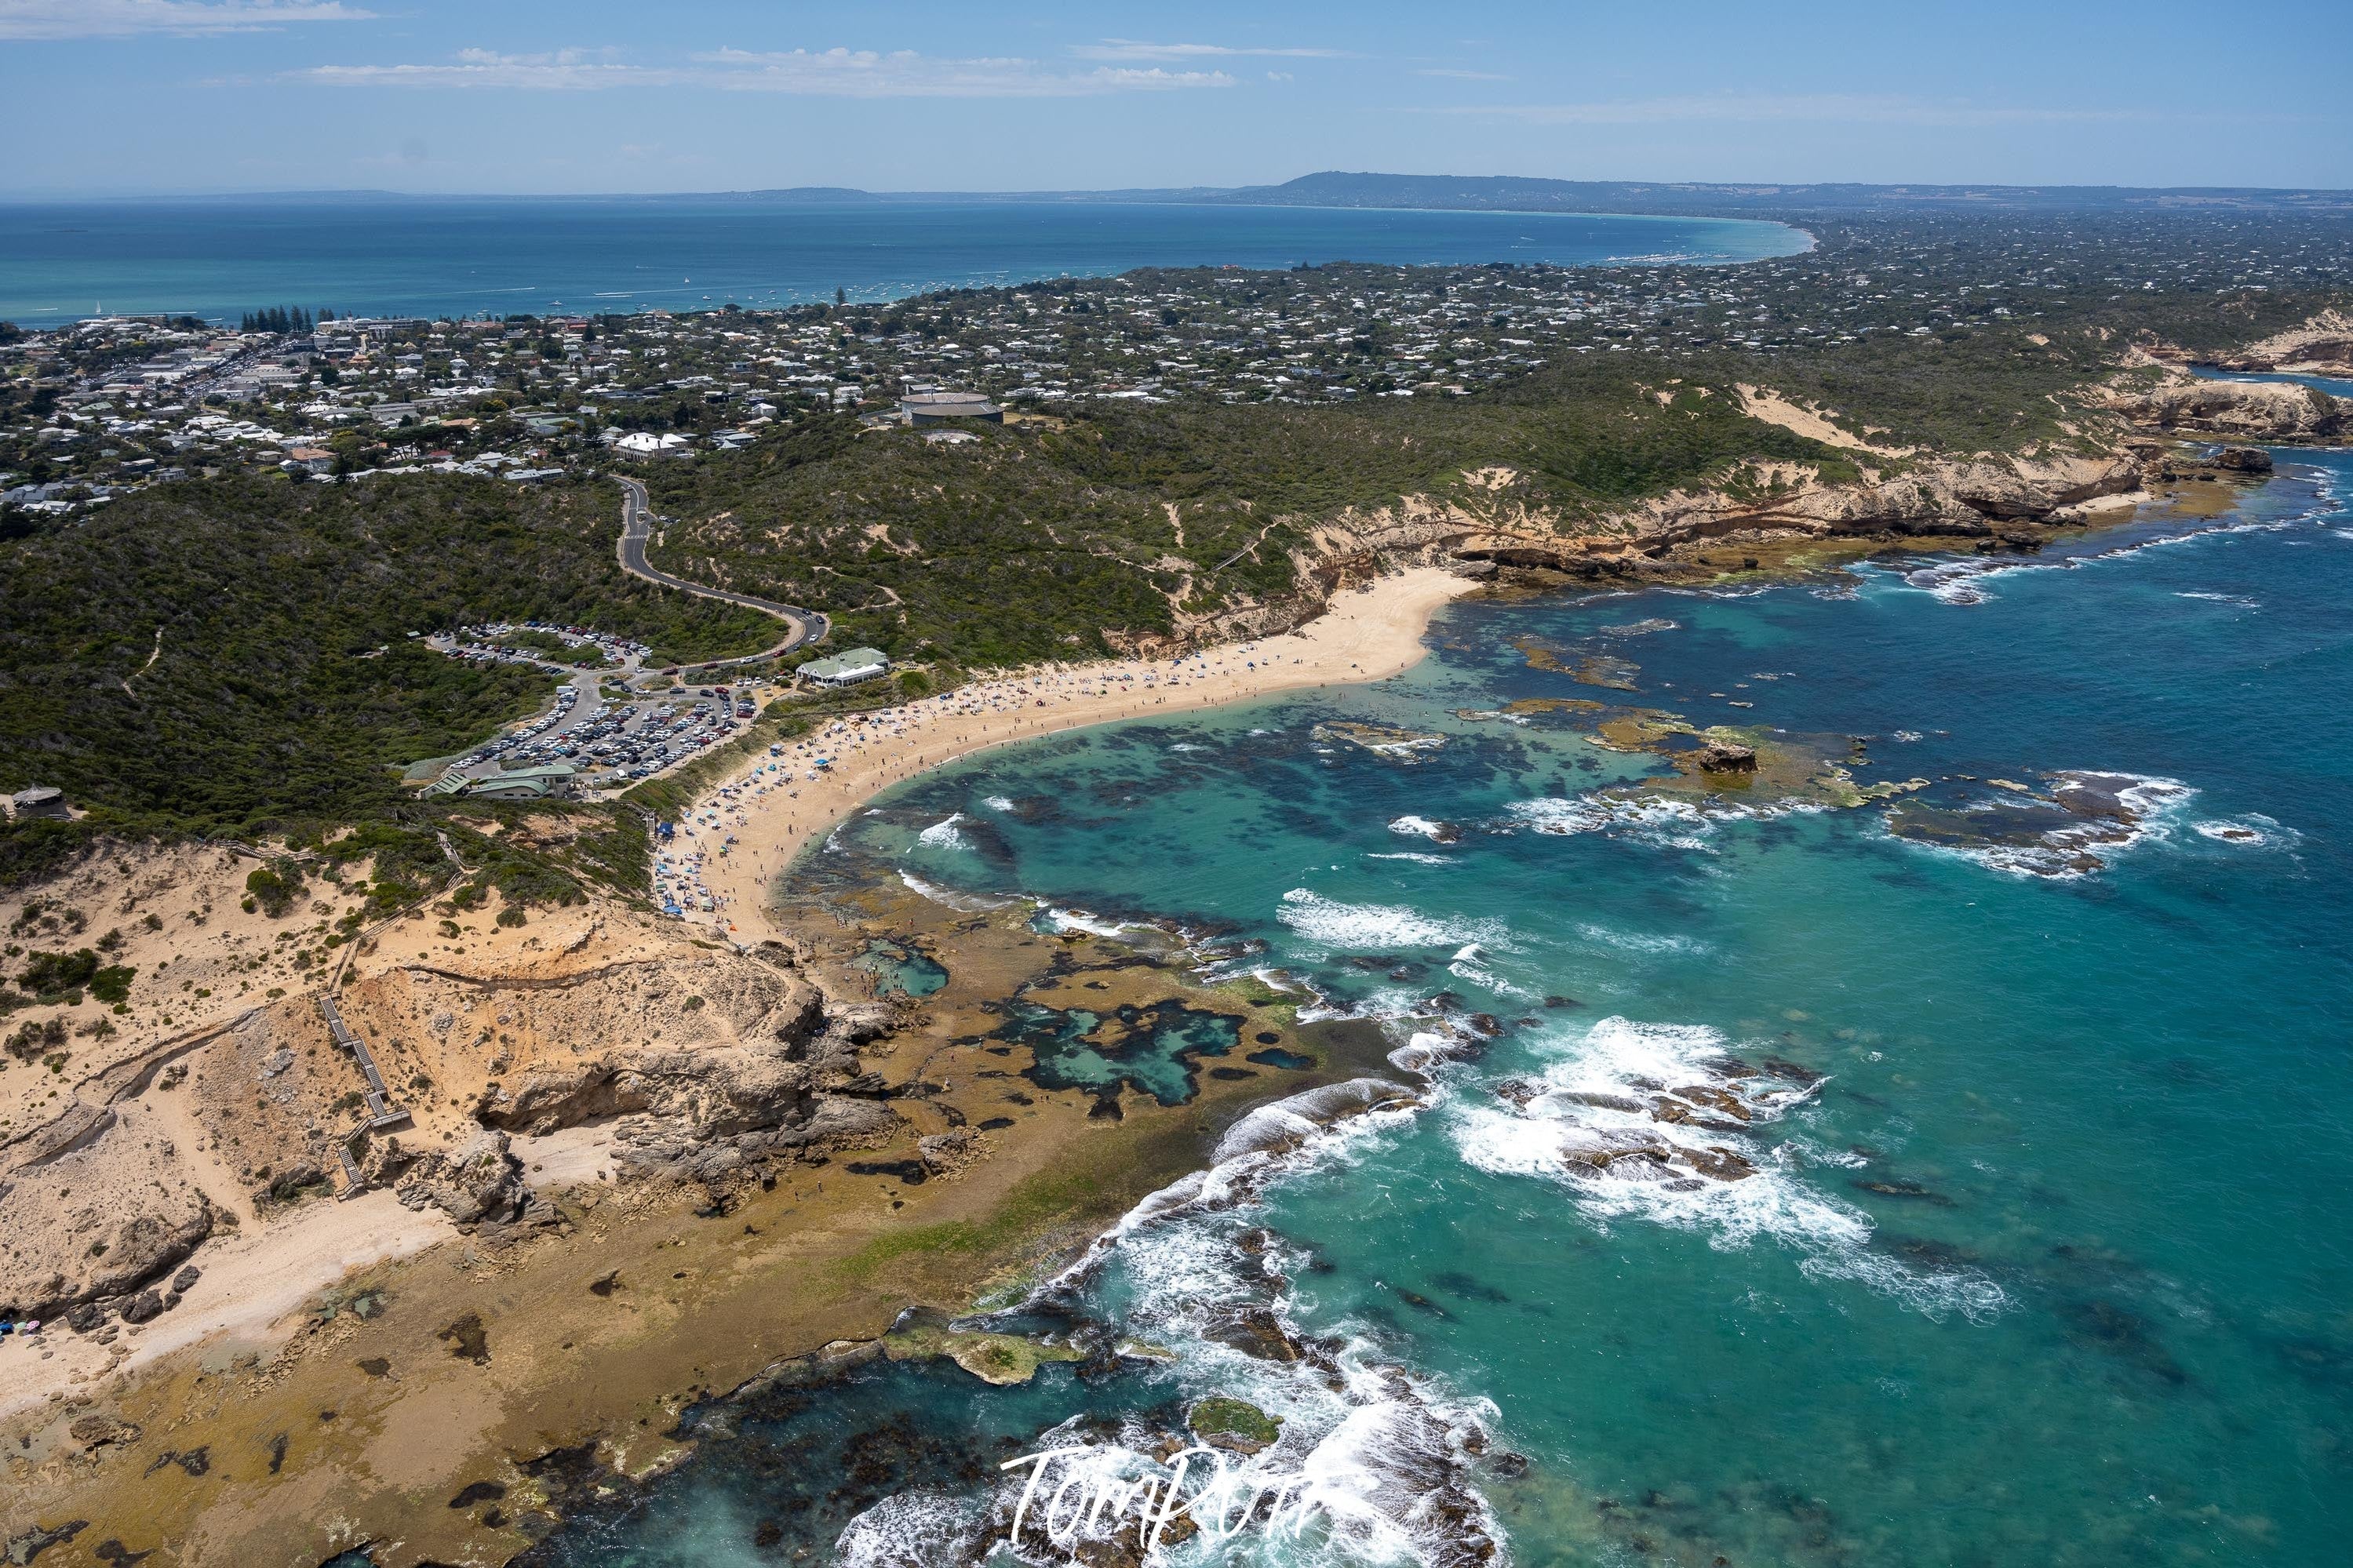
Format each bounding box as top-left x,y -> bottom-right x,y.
534,449 -> 2352,1566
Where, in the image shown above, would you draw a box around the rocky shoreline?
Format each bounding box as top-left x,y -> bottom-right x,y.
4,329 -> 2342,1565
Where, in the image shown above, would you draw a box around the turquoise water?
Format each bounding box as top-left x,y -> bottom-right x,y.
533,446 -> 2352,1566
0,200 -> 1806,327
2194,366 -> 2353,399
851,938 -> 949,999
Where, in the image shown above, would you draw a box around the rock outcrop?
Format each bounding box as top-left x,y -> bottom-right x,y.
2216,309 -> 2353,377
468,988 -> 903,1192
0,1188 -> 217,1323
1291,449 -> 2143,588
2108,377 -> 2348,442
395,1129 -> 551,1230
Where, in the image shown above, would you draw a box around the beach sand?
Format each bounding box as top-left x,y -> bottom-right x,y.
672,566 -> 1477,943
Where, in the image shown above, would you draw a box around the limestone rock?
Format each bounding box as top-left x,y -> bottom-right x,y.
395,1129 -> 537,1226
251,1164 -> 326,1206
2112,378 -> 2348,441
917,1129 -> 976,1177
0,1194 -> 217,1322
68,1412 -> 141,1451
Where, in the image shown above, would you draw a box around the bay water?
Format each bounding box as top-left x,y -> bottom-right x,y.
536,449 -> 2351,1566
0,200 -> 1805,328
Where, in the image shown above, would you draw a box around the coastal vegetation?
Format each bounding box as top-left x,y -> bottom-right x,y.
3,202 -> 2347,890
638,366 -> 1848,667
0,473 -> 768,886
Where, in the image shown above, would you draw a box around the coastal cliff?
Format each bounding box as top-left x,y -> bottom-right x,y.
1252,444 -> 2146,599
0,861 -> 907,1339
2100,373 -> 2350,442
2213,307 -> 2353,377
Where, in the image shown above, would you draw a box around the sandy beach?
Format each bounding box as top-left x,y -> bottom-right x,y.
670,567 -> 1479,943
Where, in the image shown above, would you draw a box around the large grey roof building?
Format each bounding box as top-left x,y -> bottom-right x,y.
899,391 -> 1002,427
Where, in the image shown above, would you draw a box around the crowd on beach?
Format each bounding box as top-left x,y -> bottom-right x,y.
681,642 -> 1332,937
676,570 -> 1467,942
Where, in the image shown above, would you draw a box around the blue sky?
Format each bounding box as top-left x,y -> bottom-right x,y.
4,0 -> 2348,195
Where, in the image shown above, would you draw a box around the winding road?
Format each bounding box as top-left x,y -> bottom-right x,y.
614,475 -> 829,668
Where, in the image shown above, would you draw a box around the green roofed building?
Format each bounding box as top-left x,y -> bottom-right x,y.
460,763 -> 578,801
800,647 -> 890,687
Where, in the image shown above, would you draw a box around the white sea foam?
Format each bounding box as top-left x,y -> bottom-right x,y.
915,811 -> 968,849
1893,770 -> 2199,879
2193,813 -> 2294,847
1575,922 -> 1706,956
1367,851 -> 1452,865
835,1492 -> 988,1568
1871,488 -> 2339,617
2175,591 -> 2261,608
1022,1104 -> 1502,1566
1448,941 -> 1528,998
1903,558 -> 2009,605
895,871 -> 1014,912
1277,889 -> 1508,952
1510,793 -> 1739,849
1450,1016 -> 2005,1322
1039,905 -> 1139,940
1387,815 -> 1454,840
983,795 -> 1017,813
1507,797 -> 1616,836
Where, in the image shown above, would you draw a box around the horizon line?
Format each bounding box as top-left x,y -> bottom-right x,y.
5,173 -> 2353,203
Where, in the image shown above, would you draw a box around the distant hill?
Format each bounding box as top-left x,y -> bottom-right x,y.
85,176 -> 2353,216
1210,172 -> 2353,215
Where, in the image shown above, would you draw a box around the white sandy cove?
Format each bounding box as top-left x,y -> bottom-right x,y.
683,568 -> 1477,943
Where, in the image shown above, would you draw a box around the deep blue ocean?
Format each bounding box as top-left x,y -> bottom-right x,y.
0,200 -> 1805,327
532,444 -> 2353,1566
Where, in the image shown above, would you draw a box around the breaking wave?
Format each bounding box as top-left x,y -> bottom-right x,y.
1885,770 -> 2197,879
1450,1017 -> 2007,1323
1278,890 -> 1510,953
916,812 -> 971,849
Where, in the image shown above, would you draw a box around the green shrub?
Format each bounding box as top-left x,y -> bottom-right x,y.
18,947 -> 98,1001
86,965 -> 135,1005
246,864 -> 301,918
6,1016 -> 67,1060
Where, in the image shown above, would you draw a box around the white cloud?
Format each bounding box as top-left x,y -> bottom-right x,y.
298,48 -> 656,90
290,45 -> 1237,97
694,47 -> 1233,97
1418,67 -> 1512,82
1070,38 -> 1351,61
0,0 -> 371,38
1433,93 -> 2159,127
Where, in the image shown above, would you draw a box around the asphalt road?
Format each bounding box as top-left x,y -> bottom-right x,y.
614,475 -> 829,667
